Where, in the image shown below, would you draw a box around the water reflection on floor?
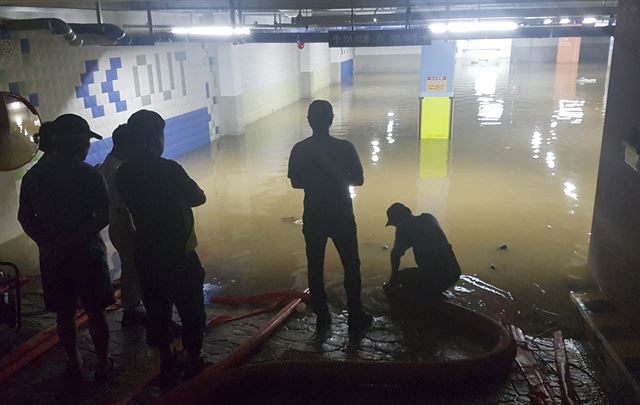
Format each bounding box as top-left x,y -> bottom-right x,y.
182,57 -> 608,334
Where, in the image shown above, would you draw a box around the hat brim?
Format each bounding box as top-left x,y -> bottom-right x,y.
89,131 -> 103,140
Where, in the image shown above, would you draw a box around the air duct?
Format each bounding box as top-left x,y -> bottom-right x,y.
3,18 -> 83,46
1,18 -> 131,47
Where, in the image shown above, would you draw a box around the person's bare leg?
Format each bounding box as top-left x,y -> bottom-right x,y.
87,311 -> 109,373
57,312 -> 82,369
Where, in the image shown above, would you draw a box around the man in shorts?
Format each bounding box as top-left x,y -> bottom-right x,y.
18,114 -> 114,381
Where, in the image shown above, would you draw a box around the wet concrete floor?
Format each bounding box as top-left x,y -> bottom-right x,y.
0,287 -> 613,404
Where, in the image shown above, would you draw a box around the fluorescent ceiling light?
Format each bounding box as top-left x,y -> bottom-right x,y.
429,21 -> 518,33
582,17 -> 597,24
559,18 -> 571,24
543,18 -> 552,25
171,26 -> 250,36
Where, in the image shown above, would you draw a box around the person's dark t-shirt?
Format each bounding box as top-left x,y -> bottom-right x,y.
288,135 -> 363,220
393,213 -> 460,278
19,155 -> 109,249
116,154 -> 204,264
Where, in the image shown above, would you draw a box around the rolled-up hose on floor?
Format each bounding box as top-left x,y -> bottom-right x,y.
159,300 -> 516,404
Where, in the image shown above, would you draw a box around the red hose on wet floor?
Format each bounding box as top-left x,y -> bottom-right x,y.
158,298 -> 516,405
157,289 -> 310,404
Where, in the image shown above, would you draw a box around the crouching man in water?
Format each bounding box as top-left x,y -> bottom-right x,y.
116,110 -> 207,390
384,203 -> 461,302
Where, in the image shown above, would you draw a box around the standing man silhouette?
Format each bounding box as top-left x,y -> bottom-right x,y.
288,100 -> 371,331
98,124 -> 146,326
19,114 -> 113,381
117,110 -> 207,389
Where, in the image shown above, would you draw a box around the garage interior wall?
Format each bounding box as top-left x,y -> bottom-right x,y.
354,46 -> 422,73
0,30 -> 337,274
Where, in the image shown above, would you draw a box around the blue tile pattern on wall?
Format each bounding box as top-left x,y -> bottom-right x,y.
85,107 -> 212,166
101,57 -> 127,113
75,59 -> 106,119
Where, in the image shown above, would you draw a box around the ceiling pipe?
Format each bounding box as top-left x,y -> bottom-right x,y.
68,23 -> 130,45
2,18 -> 130,46
95,0 -> 103,24
3,18 -> 83,46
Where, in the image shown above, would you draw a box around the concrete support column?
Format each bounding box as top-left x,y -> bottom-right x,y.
299,45 -> 313,99
553,38 -> 581,100
217,44 -> 245,136
588,0 -> 640,331
419,41 -> 456,140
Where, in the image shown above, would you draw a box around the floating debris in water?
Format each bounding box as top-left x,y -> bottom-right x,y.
532,305 -> 559,317
490,263 -> 497,271
460,275 -> 514,300
547,225 -> 553,229
533,283 -> 546,295
453,285 -> 475,294
382,245 -> 389,250
498,244 -> 508,251
281,217 -> 303,225
577,77 -> 597,85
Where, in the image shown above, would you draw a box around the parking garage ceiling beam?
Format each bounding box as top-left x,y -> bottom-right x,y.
290,7 -> 617,26
1,0 -> 620,13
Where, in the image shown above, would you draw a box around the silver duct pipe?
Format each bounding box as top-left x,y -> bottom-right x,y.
2,18 -> 131,46
3,18 -> 83,46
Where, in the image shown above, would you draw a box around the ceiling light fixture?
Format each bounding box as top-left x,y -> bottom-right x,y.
559,18 -> 571,24
543,18 -> 552,25
582,17 -> 597,24
171,26 -> 251,36
429,21 -> 518,33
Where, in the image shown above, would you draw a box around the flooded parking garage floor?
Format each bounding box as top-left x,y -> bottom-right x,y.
0,56 -> 616,403
189,56 -> 609,334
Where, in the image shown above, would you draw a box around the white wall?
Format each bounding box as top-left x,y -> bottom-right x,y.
309,43 -> 332,92
239,42 -> 333,125
240,43 -> 301,125
354,46 -> 421,73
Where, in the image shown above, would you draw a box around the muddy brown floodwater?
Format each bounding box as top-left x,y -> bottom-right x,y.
181,55 -> 609,334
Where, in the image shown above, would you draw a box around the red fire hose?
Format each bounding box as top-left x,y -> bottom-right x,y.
158,298 -> 516,405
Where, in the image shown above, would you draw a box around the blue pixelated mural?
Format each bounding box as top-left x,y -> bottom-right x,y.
0,35 -> 219,164
101,57 -> 127,112
75,59 -> 104,118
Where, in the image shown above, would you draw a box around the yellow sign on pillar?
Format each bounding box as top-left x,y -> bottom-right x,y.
420,97 -> 452,140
